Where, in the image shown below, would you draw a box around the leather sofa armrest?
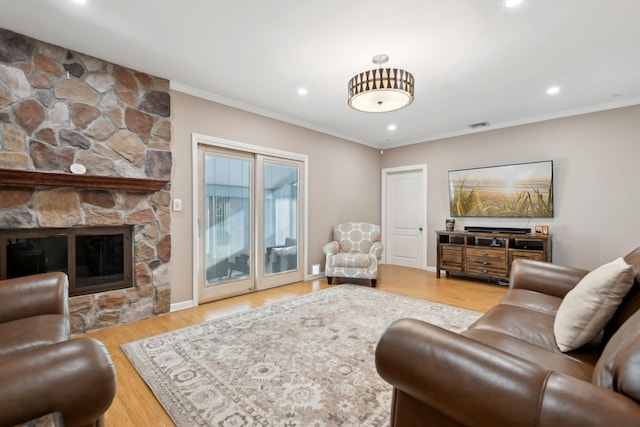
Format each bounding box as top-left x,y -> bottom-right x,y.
0,338 -> 116,427
0,272 -> 68,324
509,259 -> 589,298
375,319 -> 640,427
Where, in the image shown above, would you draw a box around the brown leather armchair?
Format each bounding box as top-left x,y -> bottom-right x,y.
376,248 -> 640,427
0,273 -> 116,427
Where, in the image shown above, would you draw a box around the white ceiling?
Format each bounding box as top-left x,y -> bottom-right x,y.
2,0 -> 639,149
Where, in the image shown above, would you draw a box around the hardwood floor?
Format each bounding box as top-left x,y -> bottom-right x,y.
83,265 -> 506,426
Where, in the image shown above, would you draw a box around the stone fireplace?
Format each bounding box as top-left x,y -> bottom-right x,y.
0,29 -> 172,333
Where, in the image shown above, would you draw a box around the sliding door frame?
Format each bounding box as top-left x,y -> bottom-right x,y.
191,133 -> 309,303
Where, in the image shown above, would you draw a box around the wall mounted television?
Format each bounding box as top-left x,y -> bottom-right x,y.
448,160 -> 553,218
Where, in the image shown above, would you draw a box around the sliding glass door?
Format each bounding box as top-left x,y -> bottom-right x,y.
257,157 -> 304,290
197,146 -> 304,302
198,148 -> 254,302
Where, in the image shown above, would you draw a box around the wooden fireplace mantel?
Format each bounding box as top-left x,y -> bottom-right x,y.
0,168 -> 168,192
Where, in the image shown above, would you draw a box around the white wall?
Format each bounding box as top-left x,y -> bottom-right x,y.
169,90 -> 381,304
382,105 -> 640,270
170,91 -> 639,305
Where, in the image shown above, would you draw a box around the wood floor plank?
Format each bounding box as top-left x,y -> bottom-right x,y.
82,266 -> 506,425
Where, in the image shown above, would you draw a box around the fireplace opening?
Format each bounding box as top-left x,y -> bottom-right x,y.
0,226 -> 133,296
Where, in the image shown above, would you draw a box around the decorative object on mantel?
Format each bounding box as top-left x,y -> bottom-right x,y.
122,285 -> 481,427
348,54 -> 415,113
0,168 -> 168,192
69,163 -> 87,174
445,218 -> 455,231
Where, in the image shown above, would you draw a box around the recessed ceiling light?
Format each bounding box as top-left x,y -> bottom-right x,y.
72,0 -> 87,4
546,86 -> 560,95
297,88 -> 308,96
505,0 -> 523,7
387,124 -> 397,131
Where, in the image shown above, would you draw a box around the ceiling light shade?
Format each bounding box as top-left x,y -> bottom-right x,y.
348,55 -> 415,113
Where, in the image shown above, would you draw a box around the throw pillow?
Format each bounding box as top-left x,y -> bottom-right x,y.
554,257 -> 635,352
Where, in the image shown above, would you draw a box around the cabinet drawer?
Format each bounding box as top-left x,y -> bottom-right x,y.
466,247 -> 506,261
465,248 -> 507,276
465,263 -> 508,276
441,246 -> 463,271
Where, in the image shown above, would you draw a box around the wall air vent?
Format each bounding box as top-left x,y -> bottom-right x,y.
469,121 -> 490,129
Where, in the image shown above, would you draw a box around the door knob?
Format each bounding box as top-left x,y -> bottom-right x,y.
418,227 -> 423,231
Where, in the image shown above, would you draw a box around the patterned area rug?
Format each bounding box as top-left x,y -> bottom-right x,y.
122,285 -> 482,426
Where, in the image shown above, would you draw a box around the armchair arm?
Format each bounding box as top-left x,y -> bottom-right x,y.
376,319 -> 640,427
0,272 -> 68,324
509,259 -> 589,298
369,241 -> 383,259
0,338 -> 116,427
323,241 -> 339,256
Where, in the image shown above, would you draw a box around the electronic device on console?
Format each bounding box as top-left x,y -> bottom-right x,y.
464,226 -> 531,234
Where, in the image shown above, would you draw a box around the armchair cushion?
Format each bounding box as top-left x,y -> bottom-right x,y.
330,253 -> 372,269
0,315 -> 68,358
334,223 -> 380,253
554,257 -> 635,352
0,272 -> 68,324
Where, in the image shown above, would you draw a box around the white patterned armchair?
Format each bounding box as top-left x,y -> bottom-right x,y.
323,222 -> 383,287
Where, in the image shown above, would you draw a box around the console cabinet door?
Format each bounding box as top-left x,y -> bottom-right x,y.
509,250 -> 545,269
440,246 -> 463,272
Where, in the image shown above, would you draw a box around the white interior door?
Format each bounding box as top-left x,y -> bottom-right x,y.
383,166 -> 427,269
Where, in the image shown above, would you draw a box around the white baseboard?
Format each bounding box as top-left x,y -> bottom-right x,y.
170,300 -> 196,312
305,272 -> 326,281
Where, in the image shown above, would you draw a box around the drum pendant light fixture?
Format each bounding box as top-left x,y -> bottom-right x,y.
348,54 -> 415,113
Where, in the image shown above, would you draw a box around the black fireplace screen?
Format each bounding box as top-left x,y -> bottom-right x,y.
1,226 -> 132,296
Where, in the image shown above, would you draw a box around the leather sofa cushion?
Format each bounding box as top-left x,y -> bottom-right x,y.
467,304 -> 559,352
498,288 -> 562,316
0,315 -> 68,358
603,247 -> 640,344
594,308 -> 640,402
463,329 -> 595,381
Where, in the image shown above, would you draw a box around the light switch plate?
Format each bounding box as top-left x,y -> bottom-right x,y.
172,198 -> 182,212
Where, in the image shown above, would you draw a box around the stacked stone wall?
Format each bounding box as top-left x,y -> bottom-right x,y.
0,28 -> 172,333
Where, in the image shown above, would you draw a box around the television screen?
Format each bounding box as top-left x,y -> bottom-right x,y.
448,160 -> 553,218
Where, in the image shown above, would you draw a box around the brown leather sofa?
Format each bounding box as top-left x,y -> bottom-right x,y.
376,247 -> 640,427
0,273 -> 116,427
